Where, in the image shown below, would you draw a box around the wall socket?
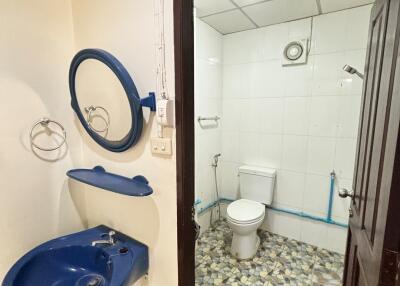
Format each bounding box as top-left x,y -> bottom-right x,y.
151,137 -> 172,155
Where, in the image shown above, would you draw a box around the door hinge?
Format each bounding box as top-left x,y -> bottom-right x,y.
192,206 -> 196,222
380,249 -> 399,285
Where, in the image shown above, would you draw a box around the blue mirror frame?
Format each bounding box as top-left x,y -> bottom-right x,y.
69,49 -> 148,152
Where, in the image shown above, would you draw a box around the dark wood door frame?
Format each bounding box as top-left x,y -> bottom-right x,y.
174,0 -> 195,285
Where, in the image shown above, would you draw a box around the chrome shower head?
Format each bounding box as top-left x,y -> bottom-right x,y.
343,64 -> 364,79
343,64 -> 357,74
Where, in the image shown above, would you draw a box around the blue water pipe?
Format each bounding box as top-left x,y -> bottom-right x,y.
195,170 -> 348,228
327,171 -> 335,223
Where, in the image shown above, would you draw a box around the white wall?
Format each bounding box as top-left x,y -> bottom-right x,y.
194,17 -> 223,230
219,5 -> 371,253
0,1 -> 178,284
70,1 -> 178,285
0,0 -> 84,278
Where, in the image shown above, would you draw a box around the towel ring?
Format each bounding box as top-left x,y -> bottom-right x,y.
84,105 -> 110,133
30,118 -> 67,151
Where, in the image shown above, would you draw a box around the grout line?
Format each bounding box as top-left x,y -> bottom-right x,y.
229,0 -> 260,28
221,48 -> 367,65
222,13 -> 317,35
198,7 -> 239,19
233,0 -> 274,9
219,130 -> 358,140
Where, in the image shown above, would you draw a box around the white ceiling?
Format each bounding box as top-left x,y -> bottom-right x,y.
194,0 -> 375,34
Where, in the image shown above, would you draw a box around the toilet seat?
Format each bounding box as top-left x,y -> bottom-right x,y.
227,199 -> 265,225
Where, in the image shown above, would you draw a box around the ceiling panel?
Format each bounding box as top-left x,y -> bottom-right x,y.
320,0 -> 375,13
243,0 -> 319,27
194,0 -> 236,17
195,0 -> 373,35
201,9 -> 256,34
232,0 -> 264,7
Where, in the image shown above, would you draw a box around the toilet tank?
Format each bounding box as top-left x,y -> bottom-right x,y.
238,165 -> 276,205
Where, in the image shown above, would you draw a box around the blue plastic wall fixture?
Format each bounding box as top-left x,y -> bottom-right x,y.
140,92 -> 157,112
2,225 -> 149,286
67,166 -> 153,197
195,170 -> 348,228
69,49 -> 156,152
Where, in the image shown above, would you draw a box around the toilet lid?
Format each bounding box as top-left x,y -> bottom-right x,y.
227,199 -> 265,224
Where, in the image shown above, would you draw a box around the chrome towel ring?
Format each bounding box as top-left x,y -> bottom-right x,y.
84,105 -> 110,133
30,118 -> 67,151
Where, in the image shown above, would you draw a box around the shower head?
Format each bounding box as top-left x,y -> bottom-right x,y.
343,64 -> 357,74
343,64 -> 364,79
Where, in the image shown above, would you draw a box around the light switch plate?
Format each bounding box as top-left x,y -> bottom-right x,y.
151,137 -> 172,155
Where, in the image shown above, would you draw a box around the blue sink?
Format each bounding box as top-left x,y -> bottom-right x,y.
2,226 -> 149,286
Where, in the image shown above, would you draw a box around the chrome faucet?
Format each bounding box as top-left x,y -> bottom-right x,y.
92,231 -> 116,247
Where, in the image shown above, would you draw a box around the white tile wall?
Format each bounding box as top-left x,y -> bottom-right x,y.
281,135 -> 308,172
195,19 -> 223,221
275,170 -> 305,210
219,6 -> 372,253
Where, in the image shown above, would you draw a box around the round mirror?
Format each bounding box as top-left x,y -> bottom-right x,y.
69,49 -> 143,152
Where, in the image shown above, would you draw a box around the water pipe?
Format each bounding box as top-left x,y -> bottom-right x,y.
195,170 -> 348,228
327,171 -> 336,223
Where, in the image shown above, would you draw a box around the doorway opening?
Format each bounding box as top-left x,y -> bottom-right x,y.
175,0 -> 400,285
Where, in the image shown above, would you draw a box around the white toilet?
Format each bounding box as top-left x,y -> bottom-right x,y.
227,165 -> 276,260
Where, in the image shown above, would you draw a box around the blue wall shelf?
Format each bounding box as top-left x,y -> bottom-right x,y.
67,166 -> 153,197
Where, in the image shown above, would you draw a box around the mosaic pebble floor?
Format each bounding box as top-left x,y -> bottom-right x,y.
195,219 -> 344,286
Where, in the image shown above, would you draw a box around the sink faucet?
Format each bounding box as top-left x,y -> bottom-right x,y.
92,231 -> 116,247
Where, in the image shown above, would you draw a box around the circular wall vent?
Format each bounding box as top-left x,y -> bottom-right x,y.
284,41 -> 304,61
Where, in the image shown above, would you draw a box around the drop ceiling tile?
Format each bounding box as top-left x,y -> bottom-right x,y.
232,0 -> 264,7
320,0 -> 374,13
201,9 -> 256,34
194,0 -> 236,17
243,0 -> 319,27
243,0 -> 287,26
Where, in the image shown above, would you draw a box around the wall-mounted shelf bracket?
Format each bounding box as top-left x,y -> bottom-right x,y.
140,92 -> 157,112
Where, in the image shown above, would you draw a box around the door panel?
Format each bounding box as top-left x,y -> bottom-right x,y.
361,6 -> 386,244
362,6 -> 389,244
343,0 -> 400,285
354,2 -> 385,215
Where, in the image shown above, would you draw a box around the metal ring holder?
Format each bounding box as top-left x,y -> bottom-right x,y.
84,105 -> 110,133
30,118 -> 67,151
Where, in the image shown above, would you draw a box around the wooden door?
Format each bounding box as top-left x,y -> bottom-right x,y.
342,0 -> 400,285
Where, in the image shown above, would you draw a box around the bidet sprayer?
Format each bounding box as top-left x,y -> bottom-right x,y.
212,153 -> 221,167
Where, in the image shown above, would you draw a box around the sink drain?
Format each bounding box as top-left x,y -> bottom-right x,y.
87,277 -> 101,286
75,274 -> 105,286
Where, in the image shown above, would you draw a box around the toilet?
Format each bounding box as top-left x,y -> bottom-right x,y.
227,165 -> 276,260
